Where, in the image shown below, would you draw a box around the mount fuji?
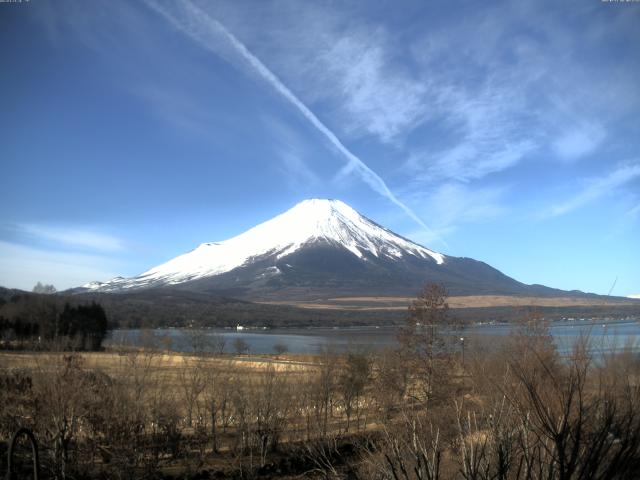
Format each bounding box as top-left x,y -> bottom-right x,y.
80,199 -> 563,299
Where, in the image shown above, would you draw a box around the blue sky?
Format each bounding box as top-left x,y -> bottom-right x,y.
1,0 -> 639,296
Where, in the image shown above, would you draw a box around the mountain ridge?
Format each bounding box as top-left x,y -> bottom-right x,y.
78,199 -> 595,300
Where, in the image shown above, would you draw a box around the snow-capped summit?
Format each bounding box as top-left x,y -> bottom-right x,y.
86,199 -> 445,292
83,199 -> 534,298
202,198 -> 444,264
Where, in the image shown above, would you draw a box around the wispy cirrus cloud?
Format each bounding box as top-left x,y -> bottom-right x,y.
137,85 -> 217,140
124,0 -> 637,246
552,123 -> 606,162
401,2 -> 637,184
544,163 -> 640,218
278,149 -> 320,190
143,0 -> 438,239
627,204 -> 640,219
0,241 -> 122,291
316,34 -> 426,144
190,1 -> 637,242
265,118 -> 321,190
213,1 -> 635,187
406,80 -> 537,182
203,1 -> 428,146
406,182 -> 509,246
15,224 -> 127,252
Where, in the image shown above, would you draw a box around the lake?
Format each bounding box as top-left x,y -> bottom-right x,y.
106,319 -> 640,356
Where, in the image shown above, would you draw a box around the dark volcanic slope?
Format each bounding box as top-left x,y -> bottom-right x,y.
79,199 -> 599,301
179,240 -> 562,300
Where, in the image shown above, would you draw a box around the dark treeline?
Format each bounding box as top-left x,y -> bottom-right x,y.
77,288 -> 406,329
1,286 -> 639,332
0,294 -> 108,351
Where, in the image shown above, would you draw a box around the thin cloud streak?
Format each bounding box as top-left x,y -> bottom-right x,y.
143,0 -> 439,240
545,163 -> 640,218
406,182 -> 508,245
552,122 -> 605,163
0,240 -> 122,291
264,117 -> 321,190
16,224 -> 126,252
627,204 -> 640,219
319,35 -> 426,143
404,3 -> 636,183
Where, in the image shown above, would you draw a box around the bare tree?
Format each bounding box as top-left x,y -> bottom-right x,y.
455,397 -> 520,480
203,359 -> 232,453
374,348 -> 410,420
363,412 -> 442,480
177,356 -> 206,428
337,351 -> 371,432
398,283 -> 455,405
505,310 -> 558,374
210,333 -> 226,355
254,364 -> 293,465
33,354 -> 89,479
33,281 -> 57,294
314,346 -> 338,439
506,340 -> 640,480
233,337 -> 250,355
273,342 -> 289,357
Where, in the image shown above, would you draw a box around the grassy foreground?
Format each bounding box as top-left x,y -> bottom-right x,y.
3,308 -> 640,479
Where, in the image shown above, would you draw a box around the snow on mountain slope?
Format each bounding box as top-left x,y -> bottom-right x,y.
86,199 -> 445,292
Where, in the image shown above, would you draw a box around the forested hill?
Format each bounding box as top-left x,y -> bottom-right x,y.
0,288 -> 109,350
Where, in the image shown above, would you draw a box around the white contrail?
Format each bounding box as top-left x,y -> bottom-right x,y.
144,0 -> 438,238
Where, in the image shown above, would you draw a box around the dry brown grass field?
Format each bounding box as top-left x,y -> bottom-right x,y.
259,294 -> 639,311
3,289 -> 640,479
0,350 -> 317,374
4,332 -> 640,480
1,347 -> 387,478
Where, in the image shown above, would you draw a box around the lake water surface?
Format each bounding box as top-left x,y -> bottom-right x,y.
106,320 -> 640,356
